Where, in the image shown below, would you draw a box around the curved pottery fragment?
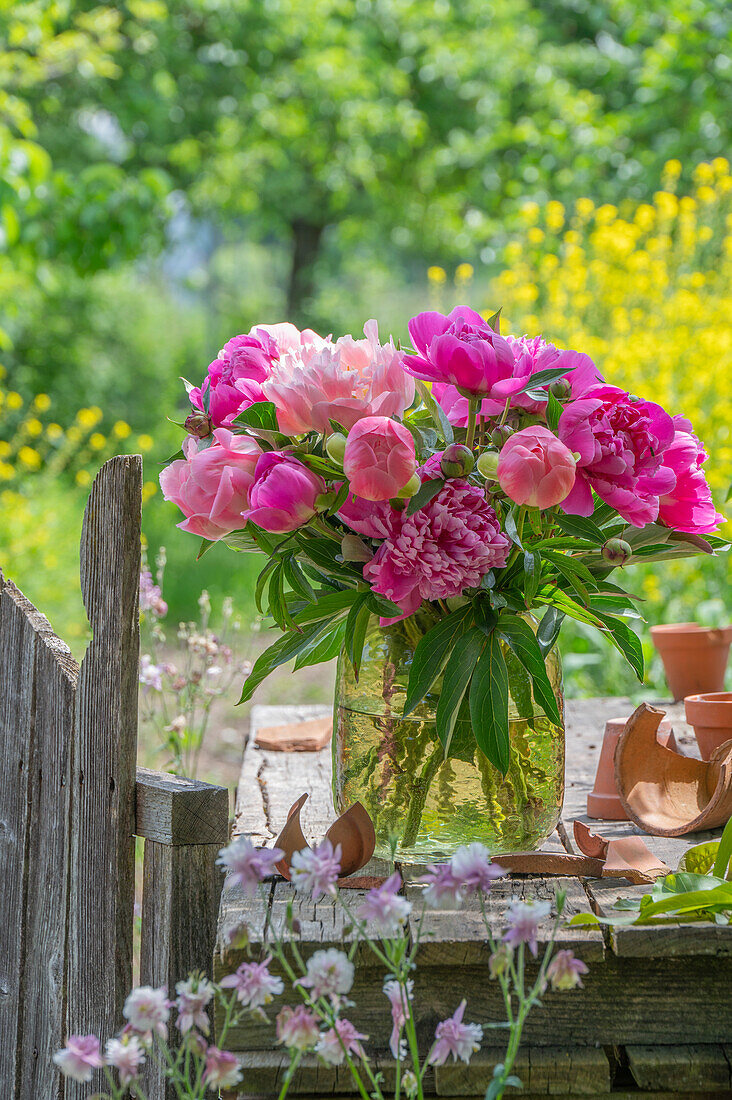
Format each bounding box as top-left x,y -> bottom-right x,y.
614,703 -> 732,836
573,820 -> 669,883
274,792 -> 376,881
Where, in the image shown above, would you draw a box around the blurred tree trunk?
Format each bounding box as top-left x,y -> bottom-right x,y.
287,220 -> 325,324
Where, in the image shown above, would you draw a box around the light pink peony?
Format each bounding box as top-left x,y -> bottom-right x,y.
497,426 -> 577,509
53,1035 -> 104,1082
558,386 -> 676,526
263,320 -> 414,435
241,452 -> 326,533
343,416 -> 417,502
657,416 -> 723,534
159,429 -> 261,541
403,306 -> 517,398
251,321 -> 330,354
190,331 -> 278,427
363,480 -> 511,622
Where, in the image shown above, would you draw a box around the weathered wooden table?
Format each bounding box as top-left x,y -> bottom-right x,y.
216,700 -> 732,1099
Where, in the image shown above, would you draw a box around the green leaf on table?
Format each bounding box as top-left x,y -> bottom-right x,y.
405,477 -> 445,517
415,380 -> 454,445
436,627 -> 486,758
469,631 -> 510,775
497,614 -> 562,726
403,605 -> 473,716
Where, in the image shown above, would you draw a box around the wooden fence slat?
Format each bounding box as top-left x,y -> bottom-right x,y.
65,455 -> 142,1097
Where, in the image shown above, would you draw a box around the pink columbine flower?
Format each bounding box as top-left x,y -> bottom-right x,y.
502,898 -> 552,957
363,480 -> 511,623
276,1005 -> 320,1051
139,569 -> 167,618
123,986 -> 170,1038
139,654 -> 163,692
497,425 -> 577,509
289,839 -> 342,898
190,330 -> 278,427
383,979 -> 413,1059
297,948 -> 355,999
241,451 -> 326,533
159,428 -> 261,541
262,320 -> 414,436
657,416 -> 723,534
342,416 -> 417,502
203,1046 -> 242,1089
105,1035 -> 145,1085
558,385 -> 677,527
403,306 -> 517,398
220,957 -> 284,1008
175,975 -> 214,1035
357,872 -> 412,936
316,1018 -> 368,1065
488,944 -> 513,979
53,1035 -> 104,1082
545,949 -> 589,991
420,862 -> 464,909
428,1000 -> 483,1065
450,844 -> 505,895
217,837 -> 284,896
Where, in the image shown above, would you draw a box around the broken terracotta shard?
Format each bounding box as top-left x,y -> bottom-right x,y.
614,702 -> 732,836
274,792 -> 376,882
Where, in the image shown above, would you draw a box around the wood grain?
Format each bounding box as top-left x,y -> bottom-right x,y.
625,1044 -> 732,1091
135,767 -> 230,845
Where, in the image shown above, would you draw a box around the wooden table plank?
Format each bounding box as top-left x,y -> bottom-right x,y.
434,1046 -> 610,1096
625,1045 -> 732,1092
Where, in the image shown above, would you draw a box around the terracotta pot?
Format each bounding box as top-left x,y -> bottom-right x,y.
685,692 -> 732,760
650,622 -> 732,701
587,715 -> 676,820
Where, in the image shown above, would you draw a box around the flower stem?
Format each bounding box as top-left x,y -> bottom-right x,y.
277,1050 -> 302,1100
399,742 -> 444,851
465,397 -> 480,450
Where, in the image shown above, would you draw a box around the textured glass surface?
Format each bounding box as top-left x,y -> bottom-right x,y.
333,615 -> 564,862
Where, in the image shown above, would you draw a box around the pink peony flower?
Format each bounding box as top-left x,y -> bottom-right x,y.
342,416 -> 417,502
296,948 -> 355,999
420,862 -> 465,909
217,836 -> 284,896
252,321 -> 330,354
290,838 -> 342,898
657,416 -> 723,534
363,480 -> 511,622
337,491 -> 401,540
123,986 -> 170,1038
276,1005 -> 320,1051
403,306 -> 517,398
263,320 -> 414,435
190,331 -> 279,427
357,872 -> 412,936
53,1035 -> 104,1082
316,1018 -> 368,1065
450,844 -> 505,895
502,898 -> 552,957
545,949 -> 589,991
384,979 -> 413,1059
105,1035 -> 145,1085
241,451 -> 325,533
175,975 -> 214,1035
203,1046 -> 242,1089
558,386 -> 676,526
497,426 -> 577,509
428,1000 -> 483,1065
159,428 -> 261,541
220,957 -> 284,1009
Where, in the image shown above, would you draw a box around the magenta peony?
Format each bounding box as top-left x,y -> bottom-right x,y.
242,452 -> 326,533
343,415 -> 417,502
159,428 -> 261,541
190,331 -> 278,427
402,305 -> 518,398
337,492 -> 401,540
263,320 -> 414,435
558,386 -> 677,526
497,425 -> 576,508
363,480 -> 511,621
657,416 -> 723,534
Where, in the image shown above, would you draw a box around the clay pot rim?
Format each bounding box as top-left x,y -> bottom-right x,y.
685,691 -> 732,726
651,622 -> 732,644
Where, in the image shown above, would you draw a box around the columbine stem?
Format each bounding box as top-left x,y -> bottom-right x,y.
465,397 -> 480,450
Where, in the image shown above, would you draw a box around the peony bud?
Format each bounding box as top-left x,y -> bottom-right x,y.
548,378 -> 572,400
440,443 -> 475,479
477,450 -> 500,480
397,472 -> 422,499
325,432 -> 347,465
490,424 -> 514,448
601,538 -> 632,567
184,411 -> 213,438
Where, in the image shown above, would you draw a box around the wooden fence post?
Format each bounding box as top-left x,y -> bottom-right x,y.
136,768 -> 229,1100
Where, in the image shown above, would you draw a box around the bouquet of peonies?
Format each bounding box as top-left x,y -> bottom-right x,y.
161,306 -> 724,775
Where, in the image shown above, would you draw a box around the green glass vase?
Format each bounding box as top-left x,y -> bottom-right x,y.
332,613 -> 565,862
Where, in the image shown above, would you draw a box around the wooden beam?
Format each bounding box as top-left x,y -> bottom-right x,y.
135,767 -> 229,845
